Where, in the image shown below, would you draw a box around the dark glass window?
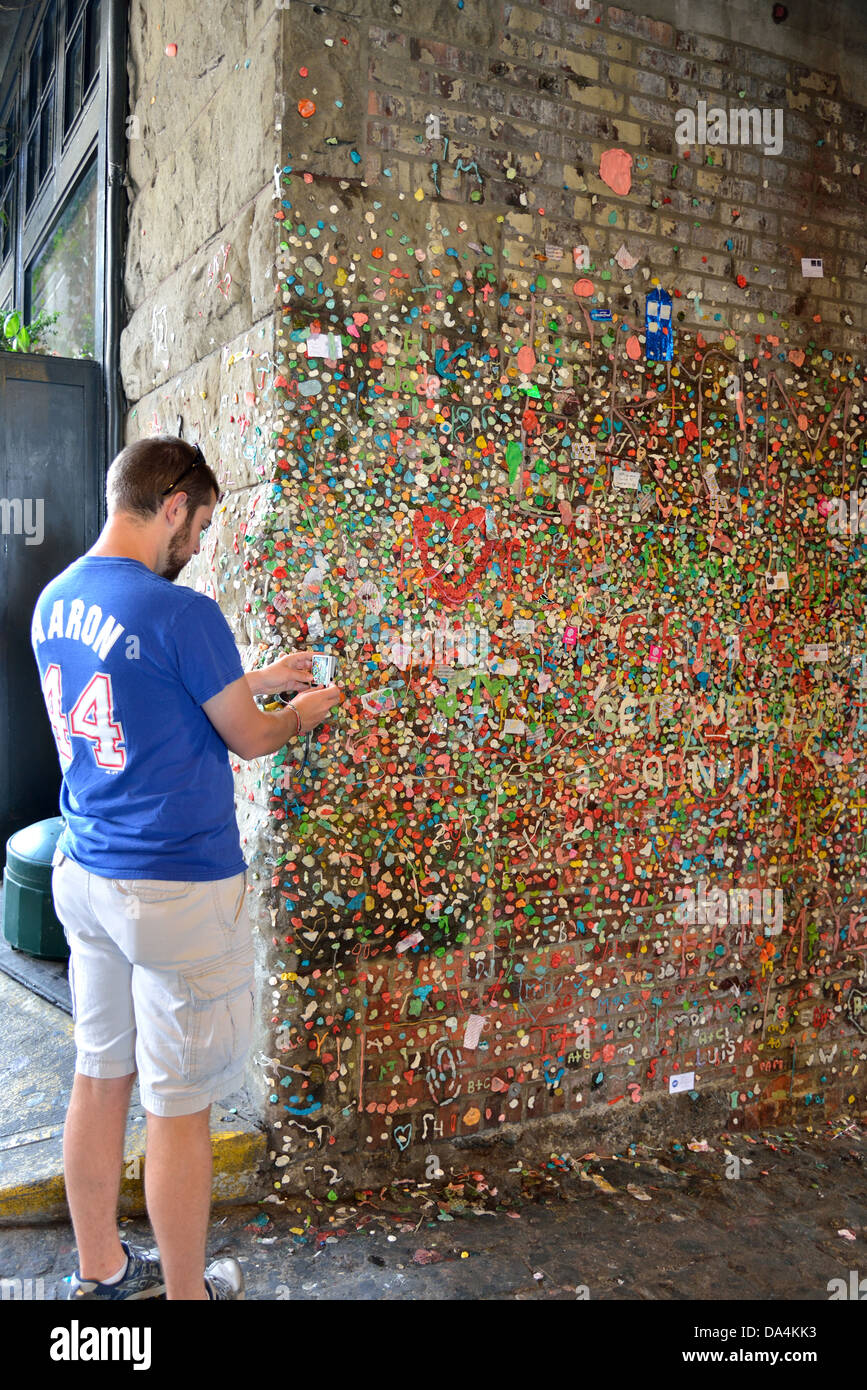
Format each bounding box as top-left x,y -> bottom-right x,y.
84,1 -> 100,90
41,13 -> 55,91
64,24 -> 83,129
27,157 -> 97,358
63,0 -> 99,137
0,98 -> 16,267
24,1 -> 58,212
4,0 -> 105,359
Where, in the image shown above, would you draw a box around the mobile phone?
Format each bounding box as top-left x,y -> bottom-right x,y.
311,651 -> 338,686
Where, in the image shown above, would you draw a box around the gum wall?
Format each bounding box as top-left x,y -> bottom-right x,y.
120,0 -> 867,1189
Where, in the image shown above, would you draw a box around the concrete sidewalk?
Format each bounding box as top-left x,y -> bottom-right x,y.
0,969 -> 267,1224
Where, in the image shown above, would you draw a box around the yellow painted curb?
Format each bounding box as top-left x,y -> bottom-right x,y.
0,1126 -> 267,1226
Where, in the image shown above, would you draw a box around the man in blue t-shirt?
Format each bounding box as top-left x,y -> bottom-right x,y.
31,435 -> 340,1301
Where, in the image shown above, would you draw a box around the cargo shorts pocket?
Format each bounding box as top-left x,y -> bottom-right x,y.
112,880 -> 195,922
180,947 -> 254,1084
67,955 -> 78,1023
212,872 -> 248,934
112,880 -> 195,902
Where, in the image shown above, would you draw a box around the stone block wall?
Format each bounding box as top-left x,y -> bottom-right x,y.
120,0 -> 289,1085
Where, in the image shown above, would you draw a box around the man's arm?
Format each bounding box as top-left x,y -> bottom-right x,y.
203,676 -> 341,760
203,676 -> 297,759
244,669 -> 270,700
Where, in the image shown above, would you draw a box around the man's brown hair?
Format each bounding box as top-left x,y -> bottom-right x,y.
106,436 -> 222,519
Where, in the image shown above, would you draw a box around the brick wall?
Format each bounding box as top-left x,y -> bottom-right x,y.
258,0 -> 867,1192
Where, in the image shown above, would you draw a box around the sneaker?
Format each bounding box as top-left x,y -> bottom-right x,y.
204,1255 -> 245,1300
63,1240 -> 165,1300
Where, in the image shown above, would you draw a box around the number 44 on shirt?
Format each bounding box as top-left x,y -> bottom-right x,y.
42,665 -> 127,773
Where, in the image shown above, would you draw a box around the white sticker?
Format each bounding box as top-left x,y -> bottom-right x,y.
703,465 -> 720,497
613,467 -> 641,490
614,242 -> 639,271
463,1015 -> 486,1050
396,930 -> 424,954
669,1071 -> 695,1094
513,618 -> 535,635
487,657 -> 519,675
545,244 -> 564,261
766,571 -> 789,591
390,642 -> 412,670
301,565 -> 326,591
503,719 -> 525,735
306,333 -> 343,359
801,257 -> 824,278
804,643 -> 829,662
574,438 -> 596,463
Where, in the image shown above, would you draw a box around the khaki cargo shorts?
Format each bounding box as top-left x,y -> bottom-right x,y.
50,850 -> 255,1118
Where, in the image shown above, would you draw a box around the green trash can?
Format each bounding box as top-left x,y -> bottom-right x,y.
2,817 -> 70,960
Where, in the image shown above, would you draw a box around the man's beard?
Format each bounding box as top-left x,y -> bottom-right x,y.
159,514 -> 193,582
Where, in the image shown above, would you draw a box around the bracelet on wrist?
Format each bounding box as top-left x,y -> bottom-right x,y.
290,704 -> 301,737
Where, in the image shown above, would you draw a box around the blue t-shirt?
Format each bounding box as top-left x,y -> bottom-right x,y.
30,556 -> 247,880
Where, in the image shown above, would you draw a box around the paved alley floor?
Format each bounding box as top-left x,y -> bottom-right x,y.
3,1120 -> 865,1303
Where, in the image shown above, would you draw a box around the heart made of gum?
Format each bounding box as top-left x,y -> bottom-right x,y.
413,505 -> 494,606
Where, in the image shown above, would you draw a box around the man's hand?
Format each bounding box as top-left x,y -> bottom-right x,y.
290,685 -> 342,733
204,674 -> 342,759
258,650 -> 315,694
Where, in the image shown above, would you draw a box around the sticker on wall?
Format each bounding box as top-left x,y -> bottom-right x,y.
801,257 -> 824,278
645,288 -> 673,361
396,930 -> 424,954
669,1072 -> 695,1094
615,243 -> 640,271
307,333 -> 343,359
463,1015 -> 486,1050
765,570 -> 789,591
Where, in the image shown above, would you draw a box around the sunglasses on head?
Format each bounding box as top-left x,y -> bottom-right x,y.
161,441 -> 208,498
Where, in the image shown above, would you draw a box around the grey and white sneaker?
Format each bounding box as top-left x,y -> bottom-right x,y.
204,1255 -> 245,1300
63,1240 -> 165,1300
